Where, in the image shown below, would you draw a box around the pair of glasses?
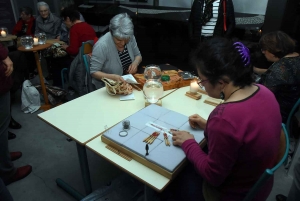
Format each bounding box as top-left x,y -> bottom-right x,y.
197,79 -> 209,88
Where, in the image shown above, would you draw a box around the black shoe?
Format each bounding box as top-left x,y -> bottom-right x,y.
8,131 -> 16,140
45,74 -> 53,80
9,117 -> 22,129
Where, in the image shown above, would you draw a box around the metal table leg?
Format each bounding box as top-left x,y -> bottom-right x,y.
56,143 -> 92,200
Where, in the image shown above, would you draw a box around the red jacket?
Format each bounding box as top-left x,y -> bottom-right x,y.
0,44 -> 13,94
12,16 -> 36,37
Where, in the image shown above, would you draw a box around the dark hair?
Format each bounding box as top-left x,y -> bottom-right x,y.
60,7 -> 80,22
190,37 -> 254,88
19,7 -> 33,16
259,31 -> 295,58
60,0 -> 75,9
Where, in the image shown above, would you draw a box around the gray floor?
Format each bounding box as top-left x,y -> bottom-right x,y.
6,89 -> 295,201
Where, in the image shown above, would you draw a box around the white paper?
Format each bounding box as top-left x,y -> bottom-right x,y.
145,121 -> 173,137
120,93 -> 135,101
122,74 -> 138,84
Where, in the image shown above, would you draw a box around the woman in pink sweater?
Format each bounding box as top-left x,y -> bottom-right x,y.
169,38 -> 282,201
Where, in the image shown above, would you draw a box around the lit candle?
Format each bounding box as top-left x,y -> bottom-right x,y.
1,31 -> 6,37
190,81 -> 199,94
33,38 -> 39,45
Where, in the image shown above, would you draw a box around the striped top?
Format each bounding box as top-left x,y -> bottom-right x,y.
118,45 -> 132,73
201,0 -> 220,37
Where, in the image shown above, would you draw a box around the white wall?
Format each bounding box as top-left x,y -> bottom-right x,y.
232,0 -> 268,15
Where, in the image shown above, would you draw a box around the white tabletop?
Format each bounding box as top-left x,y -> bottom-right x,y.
38,87 -> 176,145
86,136 -> 170,192
162,86 -> 216,120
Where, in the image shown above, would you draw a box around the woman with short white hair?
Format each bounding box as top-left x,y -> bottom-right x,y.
90,13 -> 142,89
35,1 -> 61,39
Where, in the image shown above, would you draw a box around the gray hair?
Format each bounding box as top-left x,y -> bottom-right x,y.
37,1 -> 50,11
109,13 -> 134,39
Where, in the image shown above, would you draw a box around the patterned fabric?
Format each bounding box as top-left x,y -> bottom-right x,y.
118,45 -> 131,73
260,56 -> 300,123
201,0 -> 217,25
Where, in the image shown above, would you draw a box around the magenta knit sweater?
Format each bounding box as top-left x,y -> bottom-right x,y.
182,84 -> 281,201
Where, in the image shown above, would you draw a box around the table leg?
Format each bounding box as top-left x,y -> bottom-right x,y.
56,143 -> 92,200
33,51 -> 51,111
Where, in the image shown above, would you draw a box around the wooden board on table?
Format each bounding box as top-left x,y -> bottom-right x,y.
204,97 -> 223,106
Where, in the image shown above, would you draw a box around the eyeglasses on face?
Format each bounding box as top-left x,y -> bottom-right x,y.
197,79 -> 209,88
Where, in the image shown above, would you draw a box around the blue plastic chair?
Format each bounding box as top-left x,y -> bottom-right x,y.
242,123 -> 290,201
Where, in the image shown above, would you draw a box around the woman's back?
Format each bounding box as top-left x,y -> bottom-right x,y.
204,84 -> 281,200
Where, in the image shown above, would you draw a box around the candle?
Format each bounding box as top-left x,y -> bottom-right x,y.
33,38 -> 39,45
190,81 -> 199,94
1,31 -> 6,37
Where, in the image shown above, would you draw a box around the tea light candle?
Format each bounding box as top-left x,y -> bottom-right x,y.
190,81 -> 199,94
1,31 -> 6,37
33,38 -> 38,45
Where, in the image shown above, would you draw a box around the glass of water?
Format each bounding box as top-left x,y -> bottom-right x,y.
143,80 -> 164,103
35,32 -> 47,44
20,35 -> 33,49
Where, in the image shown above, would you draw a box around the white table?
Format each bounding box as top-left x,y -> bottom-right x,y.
37,87 -> 176,199
85,86 -> 216,200
162,86 -> 216,119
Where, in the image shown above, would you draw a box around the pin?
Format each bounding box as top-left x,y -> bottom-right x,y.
145,144 -> 149,156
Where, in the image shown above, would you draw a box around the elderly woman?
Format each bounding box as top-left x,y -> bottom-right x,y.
90,13 -> 142,89
50,8 -> 96,87
35,1 -> 61,39
165,38 -> 281,201
59,0 -> 85,43
259,31 -> 300,123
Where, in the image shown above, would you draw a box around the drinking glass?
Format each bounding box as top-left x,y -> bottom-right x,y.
144,64 -> 161,81
20,35 -> 33,49
143,80 -> 164,103
35,32 -> 47,44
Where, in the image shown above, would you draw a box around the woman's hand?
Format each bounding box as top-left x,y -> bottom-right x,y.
127,61 -> 138,74
112,74 -> 125,83
3,56 -> 13,77
189,114 -> 206,129
172,130 -> 195,146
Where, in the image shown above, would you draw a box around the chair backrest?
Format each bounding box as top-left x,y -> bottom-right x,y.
242,123 -> 290,201
81,42 -> 93,74
286,98 -> 300,136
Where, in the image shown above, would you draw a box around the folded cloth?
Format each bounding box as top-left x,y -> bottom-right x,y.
21,80 -> 41,114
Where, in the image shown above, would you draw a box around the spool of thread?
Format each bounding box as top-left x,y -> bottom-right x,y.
122,120 -> 130,130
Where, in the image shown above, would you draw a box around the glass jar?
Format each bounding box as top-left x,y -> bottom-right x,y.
144,64 -> 162,81
0,27 -> 8,37
143,80 -> 164,104
20,35 -> 33,49
35,32 -> 47,44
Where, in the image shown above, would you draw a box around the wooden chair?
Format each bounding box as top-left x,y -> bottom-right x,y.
242,123 -> 289,201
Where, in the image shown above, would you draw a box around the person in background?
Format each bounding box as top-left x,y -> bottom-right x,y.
12,7 -> 35,37
276,157 -> 300,201
90,13 -> 142,89
0,43 -> 32,186
189,0 -> 235,48
50,7 -> 96,87
35,1 -> 61,80
164,38 -> 281,201
259,31 -> 300,123
35,1 -> 61,39
59,0 -> 85,43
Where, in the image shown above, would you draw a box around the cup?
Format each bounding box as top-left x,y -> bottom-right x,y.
20,35 -> 33,49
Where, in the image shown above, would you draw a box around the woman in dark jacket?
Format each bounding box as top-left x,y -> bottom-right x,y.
0,43 -> 32,186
